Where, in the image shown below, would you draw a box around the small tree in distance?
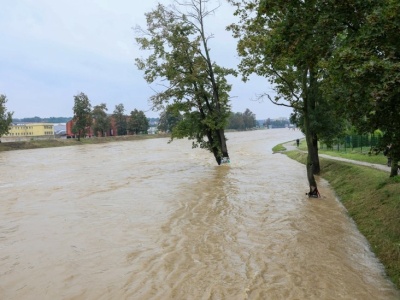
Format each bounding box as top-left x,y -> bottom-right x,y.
72,92 -> 92,141
128,109 -> 149,134
113,104 -> 127,136
92,103 -> 110,137
0,94 -> 13,142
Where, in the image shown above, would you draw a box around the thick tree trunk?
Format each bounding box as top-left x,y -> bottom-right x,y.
390,158 -> 399,177
306,151 -> 318,196
206,129 -> 229,165
303,67 -> 320,197
204,129 -> 220,165
217,128 -> 229,164
305,129 -> 319,197
310,132 -> 320,174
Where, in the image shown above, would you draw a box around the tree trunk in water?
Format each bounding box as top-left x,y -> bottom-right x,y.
206,129 -> 229,165
302,68 -> 319,197
205,129 -> 222,165
217,128 -> 229,164
306,151 -> 318,196
310,132 -> 320,175
305,130 -> 319,197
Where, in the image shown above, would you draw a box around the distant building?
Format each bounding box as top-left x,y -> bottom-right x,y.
66,117 -> 118,138
1,123 -> 55,142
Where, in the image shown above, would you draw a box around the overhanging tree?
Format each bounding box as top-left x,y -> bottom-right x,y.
0,94 -> 13,141
135,0 -> 236,165
72,92 -> 92,141
228,0 -> 349,195
323,0 -> 400,177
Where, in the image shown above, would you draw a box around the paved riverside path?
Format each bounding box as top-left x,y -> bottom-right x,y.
282,141 -> 391,173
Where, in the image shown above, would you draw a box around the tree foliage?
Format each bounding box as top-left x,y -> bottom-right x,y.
72,92 -> 92,141
135,0 -> 236,164
322,0 -> 400,176
128,109 -> 149,134
92,103 -> 110,137
112,103 -> 127,136
227,108 -> 256,130
228,0 -> 347,192
0,94 -> 13,139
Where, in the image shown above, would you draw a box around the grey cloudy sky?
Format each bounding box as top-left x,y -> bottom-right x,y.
0,0 -> 293,120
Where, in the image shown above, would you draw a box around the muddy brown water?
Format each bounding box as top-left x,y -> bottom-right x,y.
0,129 -> 399,300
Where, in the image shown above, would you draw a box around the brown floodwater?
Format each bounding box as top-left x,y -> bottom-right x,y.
0,129 -> 399,300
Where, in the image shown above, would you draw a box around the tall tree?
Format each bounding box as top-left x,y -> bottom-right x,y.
0,94 -> 13,141
72,92 -> 92,141
323,0 -> 400,177
128,109 -> 149,134
135,0 -> 236,165
112,103 -> 127,136
228,0 -> 349,195
92,103 -> 110,137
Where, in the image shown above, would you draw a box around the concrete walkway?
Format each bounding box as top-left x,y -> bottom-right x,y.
283,141 -> 391,173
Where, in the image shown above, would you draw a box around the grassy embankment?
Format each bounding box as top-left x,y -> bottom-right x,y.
275,139 -> 400,290
0,134 -> 171,152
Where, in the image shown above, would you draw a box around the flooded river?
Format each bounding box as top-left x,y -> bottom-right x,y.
0,129 -> 399,299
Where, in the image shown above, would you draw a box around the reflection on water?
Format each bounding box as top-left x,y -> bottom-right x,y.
0,129 -> 398,299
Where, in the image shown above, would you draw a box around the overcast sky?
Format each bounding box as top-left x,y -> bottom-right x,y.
0,0 -> 293,120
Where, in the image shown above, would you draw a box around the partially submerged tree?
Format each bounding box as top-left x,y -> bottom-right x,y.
92,103 -> 110,137
0,94 -> 13,141
112,103 -> 127,136
228,0 -> 350,195
135,0 -> 236,165
72,92 -> 92,141
128,109 -> 149,134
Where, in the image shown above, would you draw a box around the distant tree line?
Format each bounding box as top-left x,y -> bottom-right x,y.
263,118 -> 291,129
226,108 -> 257,130
156,107 -> 260,132
72,92 -> 149,141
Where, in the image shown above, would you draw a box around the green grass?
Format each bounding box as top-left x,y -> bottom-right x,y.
272,143 -> 286,153
285,150 -> 400,289
297,138 -> 388,165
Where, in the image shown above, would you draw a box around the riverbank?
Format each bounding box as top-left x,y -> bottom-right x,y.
0,134 -> 171,152
280,144 -> 400,290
